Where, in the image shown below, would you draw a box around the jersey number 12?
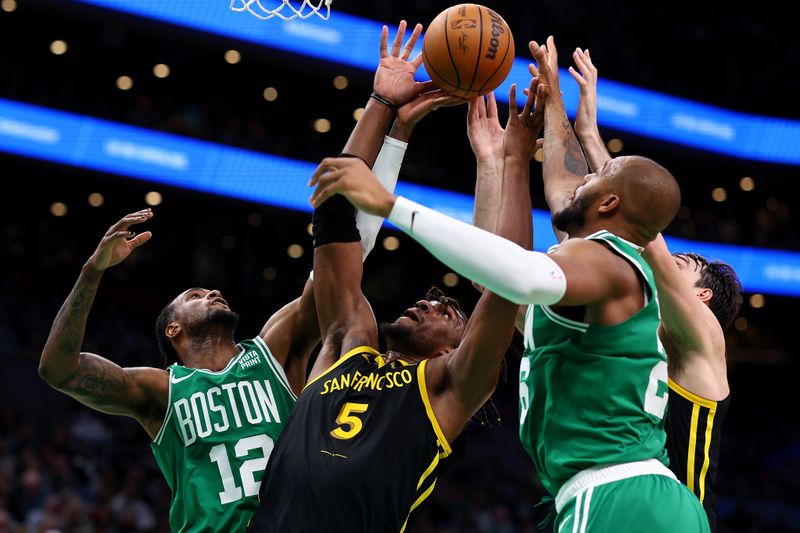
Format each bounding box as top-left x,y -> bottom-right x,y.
209,434 -> 275,504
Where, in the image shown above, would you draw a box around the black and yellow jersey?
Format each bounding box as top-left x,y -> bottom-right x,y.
666,378 -> 730,533
248,346 -> 453,533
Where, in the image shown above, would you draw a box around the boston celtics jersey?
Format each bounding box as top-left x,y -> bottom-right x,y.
519,231 -> 670,496
150,337 -> 297,532
248,346 -> 452,533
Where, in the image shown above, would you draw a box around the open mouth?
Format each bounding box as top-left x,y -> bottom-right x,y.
212,298 -> 229,308
402,309 -> 421,323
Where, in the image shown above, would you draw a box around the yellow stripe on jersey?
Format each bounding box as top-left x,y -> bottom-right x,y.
668,378 -> 718,409
304,345 -> 382,391
687,403 -> 700,493
416,452 -> 440,490
668,377 -> 720,500
399,477 -> 438,533
417,360 -> 452,457
698,407 -> 716,503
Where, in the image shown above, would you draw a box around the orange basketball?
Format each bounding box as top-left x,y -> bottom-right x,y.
422,4 -> 515,98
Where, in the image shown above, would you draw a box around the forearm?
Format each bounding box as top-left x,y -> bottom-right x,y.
39,266 -> 103,384
472,156 -> 504,233
342,98 -> 395,166
496,154 -> 532,248
542,97 -> 588,212
575,123 -> 611,172
356,136 -> 407,259
642,239 -> 712,350
388,197 -> 565,305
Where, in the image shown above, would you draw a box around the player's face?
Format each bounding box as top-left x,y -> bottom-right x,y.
174,288 -> 239,328
392,299 -> 466,353
673,256 -> 703,290
553,160 -> 616,232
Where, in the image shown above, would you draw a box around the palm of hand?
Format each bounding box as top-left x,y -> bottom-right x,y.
374,56 -> 419,105
469,119 -> 504,158
92,239 -> 133,271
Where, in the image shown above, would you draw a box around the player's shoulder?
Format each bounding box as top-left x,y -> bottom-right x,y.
554,236 -> 632,271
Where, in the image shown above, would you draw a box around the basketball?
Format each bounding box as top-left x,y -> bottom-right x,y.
422,4 -> 515,98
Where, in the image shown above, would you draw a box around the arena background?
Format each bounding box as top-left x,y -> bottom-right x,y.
1,1 -> 798,531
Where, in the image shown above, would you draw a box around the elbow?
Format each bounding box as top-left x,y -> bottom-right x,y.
38,356 -> 63,388
38,360 -> 55,385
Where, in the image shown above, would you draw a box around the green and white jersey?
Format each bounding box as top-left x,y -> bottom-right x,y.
519,231 -> 669,496
151,337 -> 297,532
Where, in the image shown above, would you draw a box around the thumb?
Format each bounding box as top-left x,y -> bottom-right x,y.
129,231 -> 153,249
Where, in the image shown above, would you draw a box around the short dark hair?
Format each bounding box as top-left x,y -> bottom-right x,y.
673,252 -> 743,329
155,300 -> 181,367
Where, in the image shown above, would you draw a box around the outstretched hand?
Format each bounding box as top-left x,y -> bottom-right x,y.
86,209 -> 153,273
568,47 -> 599,137
373,21 -> 428,107
529,35 -> 561,98
394,88 -> 467,138
503,78 -> 547,159
467,92 -> 505,161
309,158 -> 395,217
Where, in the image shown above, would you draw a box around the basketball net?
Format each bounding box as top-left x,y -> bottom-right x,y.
230,0 -> 332,20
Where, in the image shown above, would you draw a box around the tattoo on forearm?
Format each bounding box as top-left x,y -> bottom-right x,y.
561,117 -> 588,177
59,355 -> 132,399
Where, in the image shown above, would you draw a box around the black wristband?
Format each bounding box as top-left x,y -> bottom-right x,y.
312,195 -> 360,248
370,92 -> 398,112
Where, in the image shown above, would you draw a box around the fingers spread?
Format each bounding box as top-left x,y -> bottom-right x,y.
391,20 -> 407,57
487,92 -> 498,118
508,83 -> 518,116
402,23 -> 423,59
379,25 -> 389,59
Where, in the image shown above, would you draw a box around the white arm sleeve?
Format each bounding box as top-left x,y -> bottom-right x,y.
357,136 -> 407,260
387,196 -> 567,305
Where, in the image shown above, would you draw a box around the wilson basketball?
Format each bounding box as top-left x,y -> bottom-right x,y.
422,4 -> 515,98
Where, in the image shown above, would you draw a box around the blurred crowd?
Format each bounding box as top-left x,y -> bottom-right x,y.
0,268 -> 799,532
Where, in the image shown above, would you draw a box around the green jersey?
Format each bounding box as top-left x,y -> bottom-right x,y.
151,337 -> 297,532
519,231 -> 669,496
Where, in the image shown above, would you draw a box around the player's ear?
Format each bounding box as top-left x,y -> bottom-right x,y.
697,287 -> 713,303
166,322 -> 181,339
598,194 -> 619,214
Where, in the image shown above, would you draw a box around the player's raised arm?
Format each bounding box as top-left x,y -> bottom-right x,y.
431,80 -> 545,435
567,47 -> 612,172
308,21 -> 434,382
531,37 -> 589,242
39,210 -> 167,435
467,91 -> 506,234
642,235 -> 728,363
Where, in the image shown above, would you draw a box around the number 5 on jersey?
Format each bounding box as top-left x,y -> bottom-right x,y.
331,402 -> 369,440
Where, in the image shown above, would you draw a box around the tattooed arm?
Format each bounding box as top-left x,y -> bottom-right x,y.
530,37 -> 589,242
39,210 -> 168,438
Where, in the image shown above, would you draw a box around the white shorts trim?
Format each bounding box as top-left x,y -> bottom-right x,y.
555,459 -> 677,513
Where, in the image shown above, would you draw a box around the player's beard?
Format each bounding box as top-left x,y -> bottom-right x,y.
187,308 -> 240,337
380,321 -> 413,348
380,321 -> 442,358
552,192 -> 593,233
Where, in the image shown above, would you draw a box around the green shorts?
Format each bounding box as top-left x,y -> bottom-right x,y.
555,466 -> 709,532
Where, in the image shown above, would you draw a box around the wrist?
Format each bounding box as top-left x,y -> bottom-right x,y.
475,149 -> 504,165
379,194 -> 398,218
81,261 -> 105,278
389,119 -> 414,142
370,92 -> 398,113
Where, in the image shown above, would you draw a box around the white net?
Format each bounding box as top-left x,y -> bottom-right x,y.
230,0 -> 332,20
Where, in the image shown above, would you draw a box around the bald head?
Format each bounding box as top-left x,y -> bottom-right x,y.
606,156 -> 681,243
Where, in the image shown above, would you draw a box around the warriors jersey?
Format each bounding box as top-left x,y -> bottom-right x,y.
519,231 -> 670,496
666,378 -> 730,532
248,346 -> 452,533
150,337 -> 297,532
